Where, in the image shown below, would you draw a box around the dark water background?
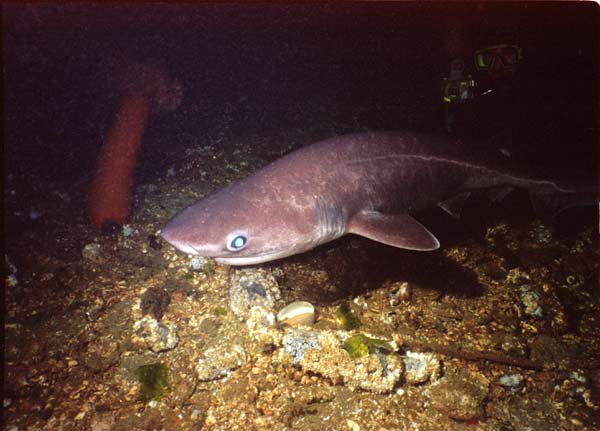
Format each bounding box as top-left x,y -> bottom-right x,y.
3,3 -> 598,201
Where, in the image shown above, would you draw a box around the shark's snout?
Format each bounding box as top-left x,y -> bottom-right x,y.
160,225 -> 199,255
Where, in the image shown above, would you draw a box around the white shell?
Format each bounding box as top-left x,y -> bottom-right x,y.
277,301 -> 315,326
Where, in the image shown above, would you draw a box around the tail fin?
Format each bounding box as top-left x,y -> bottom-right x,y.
529,187 -> 598,220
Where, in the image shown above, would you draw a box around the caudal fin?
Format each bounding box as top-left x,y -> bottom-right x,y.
529,187 -> 598,220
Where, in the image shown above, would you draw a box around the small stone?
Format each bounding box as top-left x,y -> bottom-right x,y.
347,419 -> 361,431
122,224 -> 137,238
389,282 -> 412,306
499,374 -> 524,390
196,343 -> 246,381
403,351 -> 441,384
6,274 -> 18,287
519,285 -> 543,318
570,370 -> 586,383
133,316 -> 179,353
82,243 -> 102,261
188,255 -> 212,273
396,282 -> 412,301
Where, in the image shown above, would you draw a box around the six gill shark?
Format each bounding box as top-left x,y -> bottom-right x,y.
161,131 -> 593,265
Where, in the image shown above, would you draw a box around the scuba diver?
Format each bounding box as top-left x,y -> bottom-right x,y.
442,44 -> 522,135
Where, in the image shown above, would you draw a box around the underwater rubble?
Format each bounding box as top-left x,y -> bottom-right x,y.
4,138 -> 599,431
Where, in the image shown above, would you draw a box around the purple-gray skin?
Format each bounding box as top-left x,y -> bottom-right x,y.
161,131 -> 587,265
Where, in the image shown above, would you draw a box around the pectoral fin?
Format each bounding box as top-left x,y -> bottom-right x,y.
348,210 -> 440,251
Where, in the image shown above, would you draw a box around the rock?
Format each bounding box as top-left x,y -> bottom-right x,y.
426,368 -> 489,421
188,255 -> 212,273
283,330 -> 402,393
82,243 -> 102,262
132,316 -> 179,353
402,351 -> 441,384
283,329 -> 321,366
228,268 -> 281,321
389,282 -> 412,306
196,343 -> 247,381
499,374 -> 524,391
519,285 -> 543,319
121,224 -> 137,238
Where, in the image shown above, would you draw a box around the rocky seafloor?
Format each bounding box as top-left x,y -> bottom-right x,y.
4,131 -> 599,431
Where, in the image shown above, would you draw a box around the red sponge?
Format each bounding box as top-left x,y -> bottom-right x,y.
88,94 -> 150,229
87,58 -> 182,230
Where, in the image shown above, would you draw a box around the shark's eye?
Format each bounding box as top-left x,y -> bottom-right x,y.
227,234 -> 247,251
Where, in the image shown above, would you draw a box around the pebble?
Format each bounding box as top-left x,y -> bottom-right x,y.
519,285 -> 543,318
132,316 -> 179,353
499,374 -> 524,390
570,371 -> 586,383
196,343 -> 247,381
188,256 -> 210,272
403,351 -> 440,384
121,224 -> 137,238
82,243 -> 102,261
389,282 -> 412,306
347,419 -> 361,431
6,274 -> 18,287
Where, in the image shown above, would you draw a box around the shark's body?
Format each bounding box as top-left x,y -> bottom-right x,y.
161,131 -> 590,265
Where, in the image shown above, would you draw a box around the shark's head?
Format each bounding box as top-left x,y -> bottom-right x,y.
160,183 -> 321,265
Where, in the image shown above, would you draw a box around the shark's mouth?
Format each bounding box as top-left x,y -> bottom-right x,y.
211,238 -> 324,265
213,248 -> 298,266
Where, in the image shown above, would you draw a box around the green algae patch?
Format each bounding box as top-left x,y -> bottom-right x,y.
335,301 -> 361,330
343,334 -> 393,358
213,306 -> 228,317
135,363 -> 168,401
